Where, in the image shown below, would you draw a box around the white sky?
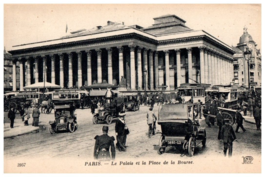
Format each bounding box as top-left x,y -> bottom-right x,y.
4,4 -> 261,51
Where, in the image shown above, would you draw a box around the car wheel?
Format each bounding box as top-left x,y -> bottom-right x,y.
68,122 -> 75,133
202,138 -> 206,147
106,115 -> 113,125
188,137 -> 195,157
93,115 -> 98,124
158,147 -> 165,155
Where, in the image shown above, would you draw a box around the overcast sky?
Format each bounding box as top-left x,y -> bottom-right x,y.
4,4 -> 261,51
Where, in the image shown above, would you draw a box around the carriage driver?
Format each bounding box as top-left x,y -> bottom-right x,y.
94,126 -> 116,160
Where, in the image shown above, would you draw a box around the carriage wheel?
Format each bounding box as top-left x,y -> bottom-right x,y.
221,112 -> 234,125
188,137 -> 196,157
106,115 -> 113,125
68,122 -> 75,133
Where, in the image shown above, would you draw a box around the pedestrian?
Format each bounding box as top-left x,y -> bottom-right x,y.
219,94 -> 225,107
197,100 -> 202,119
115,111 -> 128,151
80,95 -> 84,109
216,109 -> 224,140
32,104 -> 40,127
221,118 -> 236,157
253,105 -> 261,130
24,107 -> 31,126
248,97 -> 253,117
147,107 -> 157,137
235,109 -> 246,133
242,100 -> 248,116
8,107 -> 16,128
203,105 -> 211,127
94,126 -> 115,160
20,106 -> 25,121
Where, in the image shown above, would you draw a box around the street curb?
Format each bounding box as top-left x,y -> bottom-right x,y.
244,119 -> 256,124
4,127 -> 40,139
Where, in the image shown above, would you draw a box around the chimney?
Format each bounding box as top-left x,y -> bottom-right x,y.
97,26 -> 102,30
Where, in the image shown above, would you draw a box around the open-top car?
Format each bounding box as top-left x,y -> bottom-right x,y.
157,104 -> 206,156
49,100 -> 78,134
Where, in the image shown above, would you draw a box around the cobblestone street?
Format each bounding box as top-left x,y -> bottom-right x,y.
4,105 -> 261,161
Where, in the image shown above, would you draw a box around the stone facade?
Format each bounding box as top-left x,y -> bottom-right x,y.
233,27 -> 261,88
8,15 -> 234,91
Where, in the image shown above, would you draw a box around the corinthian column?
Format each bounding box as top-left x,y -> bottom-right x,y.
68,53 -> 73,88
86,51 -> 92,86
137,48 -> 142,90
50,55 -> 55,84
42,55 -> 47,83
164,50 -> 170,90
97,49 -> 102,83
77,51 -> 82,88
12,60 -> 17,91
118,47 -> 124,83
154,51 -> 159,90
19,59 -> 24,91
175,49 -> 181,87
149,50 -> 154,90
199,47 -> 205,84
143,49 -> 148,90
107,48 -> 113,84
130,46 -> 136,90
187,48 -> 192,83
26,57 -> 31,86
59,54 -> 64,88
34,57 -> 39,83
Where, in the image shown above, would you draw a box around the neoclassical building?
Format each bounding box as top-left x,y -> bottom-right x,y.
232,27 -> 261,88
9,14 -> 234,91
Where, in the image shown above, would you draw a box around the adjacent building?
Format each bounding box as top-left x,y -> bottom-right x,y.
8,14 -> 234,92
4,49 -> 19,92
232,27 -> 261,88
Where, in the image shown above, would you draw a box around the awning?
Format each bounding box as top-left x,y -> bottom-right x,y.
24,82 -> 61,89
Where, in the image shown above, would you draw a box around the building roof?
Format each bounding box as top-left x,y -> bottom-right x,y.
61,22 -> 130,39
238,27 -> 255,45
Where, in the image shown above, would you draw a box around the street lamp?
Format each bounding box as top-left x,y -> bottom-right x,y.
244,47 -> 252,89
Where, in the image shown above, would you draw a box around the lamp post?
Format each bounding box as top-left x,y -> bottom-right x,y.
244,47 -> 252,89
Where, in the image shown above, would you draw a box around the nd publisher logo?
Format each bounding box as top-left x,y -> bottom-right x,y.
242,156 -> 253,164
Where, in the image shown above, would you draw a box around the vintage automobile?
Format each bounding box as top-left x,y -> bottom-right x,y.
49,100 -> 78,134
93,100 -> 124,125
157,104 -> 206,157
124,96 -> 139,111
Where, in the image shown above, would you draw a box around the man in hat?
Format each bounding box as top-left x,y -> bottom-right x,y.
235,109 -> 246,133
216,109 -> 224,140
253,104 -> 261,130
221,118 -> 236,157
115,111 -> 128,151
32,104 -> 40,127
94,126 -> 115,160
8,107 -> 16,128
147,107 -> 157,137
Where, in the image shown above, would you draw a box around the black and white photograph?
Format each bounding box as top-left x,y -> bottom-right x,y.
2,3 -> 263,173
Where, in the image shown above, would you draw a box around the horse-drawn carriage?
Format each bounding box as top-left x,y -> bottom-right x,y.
157,104 -> 206,156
